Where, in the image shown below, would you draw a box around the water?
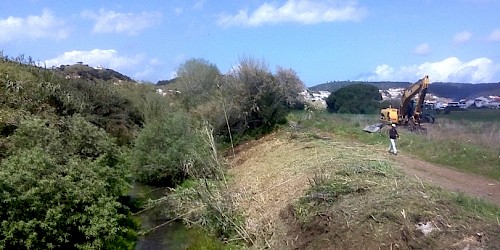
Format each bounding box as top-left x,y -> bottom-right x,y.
130,183 -> 229,250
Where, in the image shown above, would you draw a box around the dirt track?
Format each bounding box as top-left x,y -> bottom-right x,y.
388,153 -> 500,206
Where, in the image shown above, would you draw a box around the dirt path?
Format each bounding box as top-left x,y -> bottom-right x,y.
387,153 -> 500,206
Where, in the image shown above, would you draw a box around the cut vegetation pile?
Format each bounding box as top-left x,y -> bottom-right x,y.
227,127 -> 500,249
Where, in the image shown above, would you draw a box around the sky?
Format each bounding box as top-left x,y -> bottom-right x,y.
1,0 -> 500,86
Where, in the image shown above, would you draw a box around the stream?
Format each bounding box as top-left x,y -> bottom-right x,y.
130,183 -> 227,250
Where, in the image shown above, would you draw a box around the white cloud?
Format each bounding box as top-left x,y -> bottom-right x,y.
217,0 -> 366,27
81,9 -> 162,35
453,31 -> 472,44
44,49 -> 144,70
0,9 -> 69,43
414,43 -> 431,55
486,29 -> 500,42
359,57 -> 500,83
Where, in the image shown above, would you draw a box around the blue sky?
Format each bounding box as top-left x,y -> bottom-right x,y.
1,0 -> 500,86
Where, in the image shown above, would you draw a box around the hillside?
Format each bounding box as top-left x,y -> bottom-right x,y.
310,80 -> 500,100
53,63 -> 133,83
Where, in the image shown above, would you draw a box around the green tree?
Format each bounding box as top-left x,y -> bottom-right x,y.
132,111 -> 210,186
220,57 -> 303,139
325,84 -> 382,114
176,58 -> 221,111
0,115 -> 134,249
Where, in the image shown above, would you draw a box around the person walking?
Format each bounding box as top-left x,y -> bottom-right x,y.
388,123 -> 399,155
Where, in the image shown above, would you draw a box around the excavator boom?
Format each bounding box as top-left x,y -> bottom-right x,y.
378,75 -> 432,131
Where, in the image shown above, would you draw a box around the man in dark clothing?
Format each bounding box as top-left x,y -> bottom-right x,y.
388,123 -> 399,155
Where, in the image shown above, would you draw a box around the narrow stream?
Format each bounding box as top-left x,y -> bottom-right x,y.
130,183 -> 227,250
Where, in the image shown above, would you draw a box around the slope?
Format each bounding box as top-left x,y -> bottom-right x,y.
227,129 -> 500,249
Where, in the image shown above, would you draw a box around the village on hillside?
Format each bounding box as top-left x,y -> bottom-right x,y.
300,88 -> 500,110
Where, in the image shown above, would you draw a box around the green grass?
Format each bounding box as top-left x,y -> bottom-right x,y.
436,108 -> 500,122
287,110 -> 500,181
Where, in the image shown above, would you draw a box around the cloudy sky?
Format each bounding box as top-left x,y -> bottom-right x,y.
1,0 -> 500,86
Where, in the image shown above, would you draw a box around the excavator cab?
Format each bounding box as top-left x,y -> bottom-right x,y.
380,107 -> 399,124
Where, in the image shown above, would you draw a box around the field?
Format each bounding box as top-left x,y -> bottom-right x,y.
436,108 -> 500,122
223,110 -> 500,249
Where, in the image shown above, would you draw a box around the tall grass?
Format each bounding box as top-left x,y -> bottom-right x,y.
288,110 -> 500,180
430,114 -> 500,152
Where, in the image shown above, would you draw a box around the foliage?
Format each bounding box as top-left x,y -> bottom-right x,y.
55,79 -> 143,145
175,58 -> 221,111
0,58 -> 143,145
218,57 -> 304,141
0,115 -> 134,249
325,83 -> 382,114
165,180 -> 247,244
131,111 -> 211,186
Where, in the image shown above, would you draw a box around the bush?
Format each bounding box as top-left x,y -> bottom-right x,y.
0,115 -> 133,249
132,111 -> 210,186
217,58 -> 303,141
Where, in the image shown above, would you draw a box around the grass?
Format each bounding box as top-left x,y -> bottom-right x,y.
225,123 -> 500,249
288,110 -> 500,181
292,160 -> 500,249
436,108 -> 500,122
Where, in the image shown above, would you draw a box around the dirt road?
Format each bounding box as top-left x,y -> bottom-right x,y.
388,153 -> 500,206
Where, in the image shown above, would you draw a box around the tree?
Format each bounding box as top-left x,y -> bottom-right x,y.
275,66 -> 306,109
325,84 -> 382,114
131,111 -> 211,186
176,58 -> 221,111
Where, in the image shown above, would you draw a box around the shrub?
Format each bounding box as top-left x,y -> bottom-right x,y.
132,111 -> 210,186
0,115 -> 133,249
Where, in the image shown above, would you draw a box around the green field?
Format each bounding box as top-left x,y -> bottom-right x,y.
436,108 -> 500,122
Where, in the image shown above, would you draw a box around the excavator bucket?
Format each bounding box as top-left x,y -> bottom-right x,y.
363,122 -> 385,133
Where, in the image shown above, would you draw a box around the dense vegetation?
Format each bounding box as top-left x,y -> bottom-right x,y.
325,83 -> 382,114
0,54 -> 304,249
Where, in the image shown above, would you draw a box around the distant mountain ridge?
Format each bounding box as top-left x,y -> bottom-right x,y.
309,81 -> 500,101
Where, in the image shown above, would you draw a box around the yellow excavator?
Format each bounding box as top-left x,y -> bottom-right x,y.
379,75 -> 433,131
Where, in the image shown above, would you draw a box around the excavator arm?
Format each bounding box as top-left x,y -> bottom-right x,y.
400,75 -> 429,120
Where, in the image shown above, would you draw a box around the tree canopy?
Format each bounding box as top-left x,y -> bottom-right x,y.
325,84 -> 382,114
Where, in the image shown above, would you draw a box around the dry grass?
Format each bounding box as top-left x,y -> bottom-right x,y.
227,130 -> 386,248
426,119 -> 500,151
225,127 -> 500,249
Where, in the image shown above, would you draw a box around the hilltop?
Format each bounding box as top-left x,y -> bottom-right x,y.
52,62 -> 133,83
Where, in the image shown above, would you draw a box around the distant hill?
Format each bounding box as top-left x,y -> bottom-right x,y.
157,77 -> 178,86
429,82 -> 500,100
53,63 -> 133,83
310,81 -> 409,92
310,81 -> 500,101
